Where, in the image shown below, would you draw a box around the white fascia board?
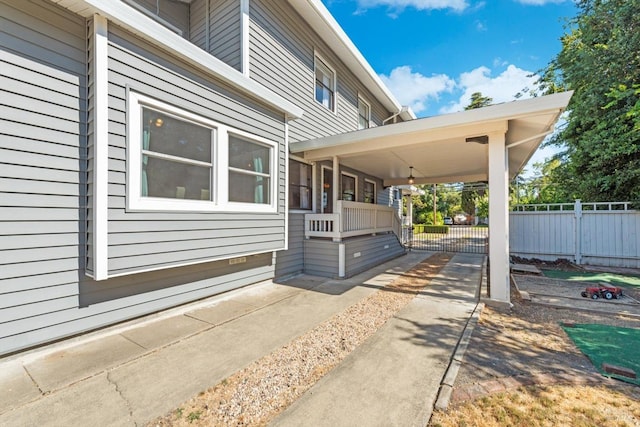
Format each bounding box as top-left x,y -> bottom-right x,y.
288,0 -> 414,119
291,91 -> 573,154
53,0 -> 303,119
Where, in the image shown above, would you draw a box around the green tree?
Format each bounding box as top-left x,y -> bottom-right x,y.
541,0 -> 640,201
464,92 -> 493,110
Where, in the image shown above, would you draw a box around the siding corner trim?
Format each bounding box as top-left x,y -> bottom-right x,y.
91,14 -> 109,280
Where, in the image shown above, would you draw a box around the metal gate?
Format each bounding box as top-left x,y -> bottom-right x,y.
408,225 -> 488,254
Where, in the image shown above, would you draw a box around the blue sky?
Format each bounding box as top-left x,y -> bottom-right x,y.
322,0 -> 577,171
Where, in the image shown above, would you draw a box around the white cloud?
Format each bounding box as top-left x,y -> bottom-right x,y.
439,64 -> 539,114
513,0 -> 565,5
379,66 -> 456,114
355,0 -> 469,14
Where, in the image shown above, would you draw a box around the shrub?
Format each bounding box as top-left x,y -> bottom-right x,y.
414,224 -> 449,234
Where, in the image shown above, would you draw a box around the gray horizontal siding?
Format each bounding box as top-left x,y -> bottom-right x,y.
189,0 -> 207,50
248,0 -> 394,144
302,234 -> 405,279
0,0 -> 287,357
345,233 -> 405,277
0,0 -> 86,355
101,24 -> 287,277
1,254 -> 274,354
190,0 -> 241,70
274,212 -> 305,278
210,0 -> 241,71
303,239 -> 339,278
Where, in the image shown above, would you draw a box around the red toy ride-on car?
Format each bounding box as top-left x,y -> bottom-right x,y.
581,285 -> 623,300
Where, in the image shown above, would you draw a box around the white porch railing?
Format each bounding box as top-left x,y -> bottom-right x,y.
305,200 -> 403,242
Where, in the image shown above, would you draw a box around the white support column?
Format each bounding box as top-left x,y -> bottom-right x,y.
338,243 -> 346,278
332,156 -> 339,214
488,131 -> 510,302
407,192 -> 413,229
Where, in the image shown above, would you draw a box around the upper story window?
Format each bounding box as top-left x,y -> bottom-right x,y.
358,96 -> 371,129
128,92 -> 277,213
289,159 -> 312,210
123,0 -> 190,39
315,55 -> 336,111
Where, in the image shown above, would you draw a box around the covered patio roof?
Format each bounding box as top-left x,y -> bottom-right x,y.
290,92 -> 573,186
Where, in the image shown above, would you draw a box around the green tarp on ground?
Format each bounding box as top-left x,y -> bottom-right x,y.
562,323 -> 640,385
543,270 -> 640,289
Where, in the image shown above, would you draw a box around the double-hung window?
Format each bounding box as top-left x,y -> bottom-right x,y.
228,134 -> 271,204
364,179 -> 376,204
358,96 -> 370,129
128,92 -> 276,212
140,106 -> 214,201
315,56 -> 335,111
289,159 -> 312,210
341,173 -> 357,202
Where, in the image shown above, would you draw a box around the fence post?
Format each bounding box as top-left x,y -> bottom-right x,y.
574,199 -> 582,265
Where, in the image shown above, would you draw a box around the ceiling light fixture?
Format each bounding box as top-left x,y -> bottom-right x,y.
407,166 -> 415,185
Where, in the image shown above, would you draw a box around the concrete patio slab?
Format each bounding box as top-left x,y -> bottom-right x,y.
120,313 -> 209,350
0,373 -> 133,427
232,284 -> 303,308
185,299 -> 256,326
24,334 -> 145,393
0,362 -> 41,414
0,250 -> 480,427
106,277 -> 390,424
271,253 -> 482,427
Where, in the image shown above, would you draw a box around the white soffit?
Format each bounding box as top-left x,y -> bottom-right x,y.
287,0 -> 415,120
291,91 -> 573,185
51,0 -> 304,119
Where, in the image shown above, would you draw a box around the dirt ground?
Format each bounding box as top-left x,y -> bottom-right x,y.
456,284 -> 640,388
433,271 -> 640,426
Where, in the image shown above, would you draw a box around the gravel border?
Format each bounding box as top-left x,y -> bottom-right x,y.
150,253 -> 452,427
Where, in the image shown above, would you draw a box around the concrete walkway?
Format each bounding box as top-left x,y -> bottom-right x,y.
0,252 -> 483,427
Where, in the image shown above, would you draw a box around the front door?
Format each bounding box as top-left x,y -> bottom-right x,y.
322,167 -> 333,213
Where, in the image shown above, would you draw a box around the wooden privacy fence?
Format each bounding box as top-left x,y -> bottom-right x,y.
510,200 -> 640,268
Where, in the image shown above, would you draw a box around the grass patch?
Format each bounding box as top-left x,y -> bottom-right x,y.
413,224 -> 449,234
562,324 -> 640,385
429,384 -> 640,427
542,270 -> 640,289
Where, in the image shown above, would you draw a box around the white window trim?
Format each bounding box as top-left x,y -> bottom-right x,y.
357,94 -> 371,129
127,91 -> 278,213
313,51 -> 337,114
364,178 -> 376,204
341,171 -> 358,202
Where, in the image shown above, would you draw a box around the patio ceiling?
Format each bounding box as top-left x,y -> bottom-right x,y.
290,91 -> 573,186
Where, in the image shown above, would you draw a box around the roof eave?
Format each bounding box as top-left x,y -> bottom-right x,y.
291,91 -> 573,154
